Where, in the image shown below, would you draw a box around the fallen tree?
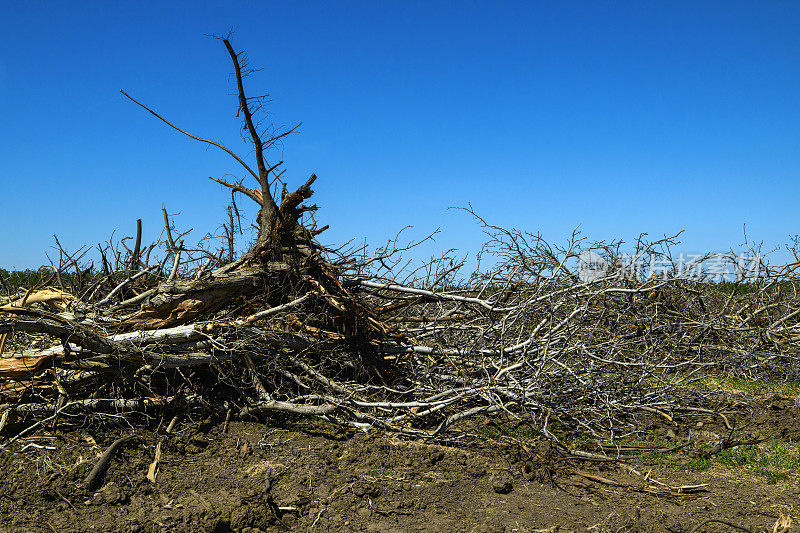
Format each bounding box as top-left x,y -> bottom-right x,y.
2,38 -> 800,451
0,36 -> 397,425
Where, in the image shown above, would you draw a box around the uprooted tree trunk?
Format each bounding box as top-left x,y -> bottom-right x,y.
0,37 -> 399,425
118,39 -> 378,339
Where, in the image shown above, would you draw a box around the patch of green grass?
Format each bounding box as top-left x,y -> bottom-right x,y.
693,377 -> 800,396
705,443 -> 800,483
477,423 -> 540,441
638,450 -> 669,463
769,444 -> 800,469
717,446 -> 759,467
476,426 -> 502,440
683,443 -> 714,471
366,466 -> 398,479
685,456 -> 712,471
753,468 -> 789,484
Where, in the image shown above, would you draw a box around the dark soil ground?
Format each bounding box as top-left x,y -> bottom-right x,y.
2,393 -> 800,533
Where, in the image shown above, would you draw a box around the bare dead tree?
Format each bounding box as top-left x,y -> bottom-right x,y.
109,38 -> 381,345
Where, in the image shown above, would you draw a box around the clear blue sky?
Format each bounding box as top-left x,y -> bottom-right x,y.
2,1 -> 798,269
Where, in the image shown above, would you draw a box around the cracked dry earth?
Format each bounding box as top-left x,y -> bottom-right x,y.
2,399 -> 800,533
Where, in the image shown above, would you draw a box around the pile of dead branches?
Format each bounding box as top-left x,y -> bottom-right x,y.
2,37 -> 800,448
345,221 -> 800,440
